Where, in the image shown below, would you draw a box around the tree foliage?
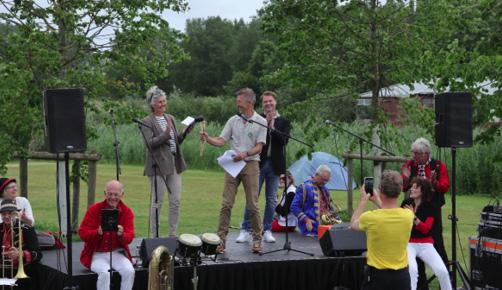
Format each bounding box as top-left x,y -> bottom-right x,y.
0,0 -> 189,174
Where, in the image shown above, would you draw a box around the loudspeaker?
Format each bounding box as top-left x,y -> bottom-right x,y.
42,88 -> 87,153
139,237 -> 178,267
319,223 -> 367,257
434,92 -> 473,148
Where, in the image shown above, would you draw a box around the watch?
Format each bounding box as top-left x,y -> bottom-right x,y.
247,151 -> 251,156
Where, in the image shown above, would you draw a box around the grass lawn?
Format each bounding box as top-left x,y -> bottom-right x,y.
5,160 -> 490,287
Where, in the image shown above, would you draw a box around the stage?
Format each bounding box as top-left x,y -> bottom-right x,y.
31,230 -> 366,290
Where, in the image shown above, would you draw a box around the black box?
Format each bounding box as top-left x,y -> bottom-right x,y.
469,236 -> 502,290
478,223 -> 502,240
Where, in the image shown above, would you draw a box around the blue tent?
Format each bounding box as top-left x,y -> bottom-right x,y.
288,152 -> 357,190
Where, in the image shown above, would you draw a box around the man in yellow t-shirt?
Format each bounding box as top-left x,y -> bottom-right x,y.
350,170 -> 414,290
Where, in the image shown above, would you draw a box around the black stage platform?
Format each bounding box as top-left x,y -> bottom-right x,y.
31,231 -> 366,290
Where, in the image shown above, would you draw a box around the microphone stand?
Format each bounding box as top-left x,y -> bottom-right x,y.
110,110 -> 121,181
135,123 -> 172,238
241,114 -> 314,256
324,121 -> 394,185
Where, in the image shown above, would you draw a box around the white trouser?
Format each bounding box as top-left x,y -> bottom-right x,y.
407,242 -> 452,290
90,251 -> 135,290
149,171 -> 182,237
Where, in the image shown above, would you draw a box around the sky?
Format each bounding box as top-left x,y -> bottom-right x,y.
163,0 -> 266,32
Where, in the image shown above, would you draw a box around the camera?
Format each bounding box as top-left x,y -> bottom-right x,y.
364,177 -> 373,196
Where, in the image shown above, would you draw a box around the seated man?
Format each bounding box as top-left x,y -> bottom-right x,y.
350,170 -> 414,290
0,198 -> 42,290
290,165 -> 336,236
79,180 -> 135,290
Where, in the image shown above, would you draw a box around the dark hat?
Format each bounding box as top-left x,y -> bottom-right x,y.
0,178 -> 16,193
0,199 -> 19,213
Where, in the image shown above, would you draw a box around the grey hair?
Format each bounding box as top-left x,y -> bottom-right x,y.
411,137 -> 431,154
236,87 -> 256,105
315,164 -> 331,176
105,180 -> 124,194
146,85 -> 166,112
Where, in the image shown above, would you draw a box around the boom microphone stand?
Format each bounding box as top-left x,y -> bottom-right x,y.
324,120 -> 395,185
239,113 -> 314,256
135,122 -> 172,238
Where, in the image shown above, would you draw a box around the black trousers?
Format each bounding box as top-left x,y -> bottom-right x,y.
361,265 -> 411,290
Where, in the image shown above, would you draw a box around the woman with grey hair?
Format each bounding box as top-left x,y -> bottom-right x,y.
140,85 -> 193,237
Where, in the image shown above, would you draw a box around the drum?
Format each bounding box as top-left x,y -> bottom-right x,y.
200,233 -> 221,256
177,234 -> 202,258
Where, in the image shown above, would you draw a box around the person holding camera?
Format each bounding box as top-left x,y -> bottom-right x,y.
78,180 -> 135,290
290,165 -> 335,236
350,170 -> 414,290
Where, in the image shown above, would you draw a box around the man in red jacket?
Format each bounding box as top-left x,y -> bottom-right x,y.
79,180 -> 135,290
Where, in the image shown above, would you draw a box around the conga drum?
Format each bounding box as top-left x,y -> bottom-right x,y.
200,233 -> 221,256
177,234 -> 202,259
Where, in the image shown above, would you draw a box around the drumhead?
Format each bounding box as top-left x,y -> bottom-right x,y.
179,234 -> 202,246
201,233 -> 221,245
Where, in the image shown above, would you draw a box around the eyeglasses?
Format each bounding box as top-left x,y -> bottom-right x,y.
280,176 -> 287,181
412,151 -> 425,156
319,177 -> 330,183
106,192 -> 122,197
4,184 -> 17,190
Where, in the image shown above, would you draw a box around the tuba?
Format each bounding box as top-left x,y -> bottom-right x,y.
148,245 -> 174,290
321,202 -> 342,225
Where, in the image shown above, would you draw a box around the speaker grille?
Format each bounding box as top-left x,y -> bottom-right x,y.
434,92 -> 473,148
42,88 -> 87,153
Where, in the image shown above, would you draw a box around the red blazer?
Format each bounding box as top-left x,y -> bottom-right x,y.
402,159 -> 450,195
78,200 -> 134,270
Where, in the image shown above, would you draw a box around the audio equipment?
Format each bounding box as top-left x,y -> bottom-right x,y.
42,88 -> 87,153
434,92 -> 473,148
469,236 -> 502,289
139,237 -> 178,268
319,223 -> 367,257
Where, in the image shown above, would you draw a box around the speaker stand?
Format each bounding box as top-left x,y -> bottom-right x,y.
63,153 -> 79,290
448,148 -> 473,290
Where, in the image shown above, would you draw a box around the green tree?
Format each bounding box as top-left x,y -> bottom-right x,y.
0,0 -> 189,174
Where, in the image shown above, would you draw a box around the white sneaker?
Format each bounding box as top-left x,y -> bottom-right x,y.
263,230 -> 276,243
236,230 -> 250,243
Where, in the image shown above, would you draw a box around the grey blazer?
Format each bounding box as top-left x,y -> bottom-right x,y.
141,113 -> 188,176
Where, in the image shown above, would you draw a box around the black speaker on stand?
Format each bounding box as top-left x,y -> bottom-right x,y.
434,92 -> 474,289
42,88 -> 87,290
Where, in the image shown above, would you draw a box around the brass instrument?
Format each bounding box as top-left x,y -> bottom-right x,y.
321,202 -> 342,225
3,211 -> 29,280
148,245 -> 173,290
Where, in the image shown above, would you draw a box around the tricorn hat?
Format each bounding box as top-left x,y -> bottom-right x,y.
0,178 -> 16,194
0,199 -> 19,213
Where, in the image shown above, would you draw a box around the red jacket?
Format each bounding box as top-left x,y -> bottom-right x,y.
78,200 -> 134,270
402,159 -> 450,195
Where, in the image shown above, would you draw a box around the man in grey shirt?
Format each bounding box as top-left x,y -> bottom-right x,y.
200,87 -> 267,253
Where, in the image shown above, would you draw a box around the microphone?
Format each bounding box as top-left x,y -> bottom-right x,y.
132,117 -> 152,129
189,116 -> 204,127
237,112 -> 252,122
108,109 -> 114,115
324,120 -> 333,125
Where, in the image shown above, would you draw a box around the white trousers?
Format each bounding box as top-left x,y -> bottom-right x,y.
149,171 -> 182,237
407,242 -> 452,290
90,251 -> 135,290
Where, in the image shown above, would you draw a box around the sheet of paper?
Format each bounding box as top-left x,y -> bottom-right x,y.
182,116 -> 194,126
0,278 -> 17,286
217,150 -> 246,178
